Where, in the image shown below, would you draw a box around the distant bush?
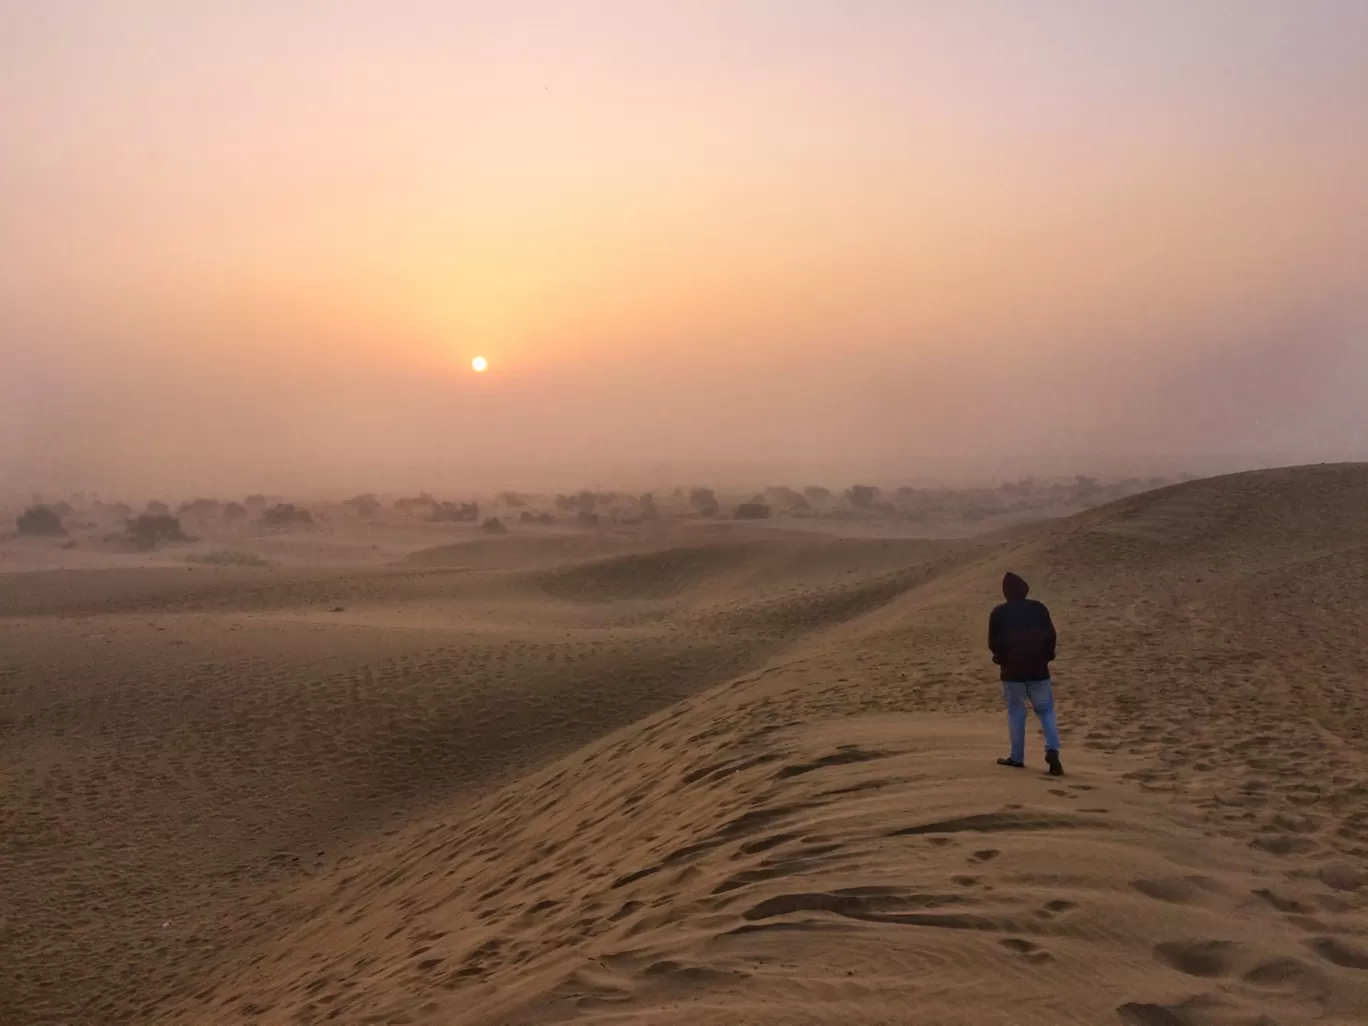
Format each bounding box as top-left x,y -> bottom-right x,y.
519,511 -> 554,525
432,501 -> 479,522
845,485 -> 880,509
394,493 -> 436,514
497,491 -> 528,509
766,486 -> 808,511
260,503 -> 314,526
222,501 -> 247,521
127,513 -> 187,550
343,493 -> 381,517
803,485 -> 832,503
187,549 -> 271,567
482,516 -> 508,534
689,488 -> 719,516
733,502 -> 772,520
555,491 -> 598,514
245,494 -> 268,508
146,500 -> 171,516
576,510 -> 600,528
178,498 -> 221,517
639,492 -> 660,519
998,478 -> 1037,497
17,505 -> 67,536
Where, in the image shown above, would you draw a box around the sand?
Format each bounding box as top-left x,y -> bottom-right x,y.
3,463 -> 1368,1025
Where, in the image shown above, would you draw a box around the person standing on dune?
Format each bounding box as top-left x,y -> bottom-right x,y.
989,572 -> 1063,775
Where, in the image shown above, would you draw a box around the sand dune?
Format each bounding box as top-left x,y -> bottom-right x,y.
4,465 -> 1368,1024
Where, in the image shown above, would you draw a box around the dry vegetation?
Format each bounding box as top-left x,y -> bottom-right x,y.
126,512 -> 189,551
16,504 -> 68,536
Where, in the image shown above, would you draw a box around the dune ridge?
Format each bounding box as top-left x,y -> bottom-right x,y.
4,464 -> 1368,1024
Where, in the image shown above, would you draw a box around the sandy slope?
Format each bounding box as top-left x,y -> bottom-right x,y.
3,465 -> 1368,1025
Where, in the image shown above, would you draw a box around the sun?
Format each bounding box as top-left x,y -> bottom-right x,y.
471,356 -> 488,373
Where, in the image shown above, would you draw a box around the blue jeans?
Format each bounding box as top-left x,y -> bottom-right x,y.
1003,680 -> 1060,764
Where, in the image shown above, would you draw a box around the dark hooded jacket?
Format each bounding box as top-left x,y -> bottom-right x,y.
988,573 -> 1057,682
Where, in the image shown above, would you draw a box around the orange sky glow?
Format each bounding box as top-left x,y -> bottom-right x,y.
3,2 -> 1367,494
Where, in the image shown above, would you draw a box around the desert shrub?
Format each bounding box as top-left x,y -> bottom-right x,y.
639,492 -> 660,519
97,500 -> 134,518
179,498 -> 221,517
222,501 -> 247,521
432,501 -> 479,522
998,478 -> 1038,497
845,485 -> 880,509
497,491 -> 528,509
482,516 -> 508,534
803,485 -> 832,503
245,494 -> 267,508
344,493 -> 381,517
127,513 -> 187,550
187,550 -> 271,567
733,502 -> 772,520
394,493 -> 436,514
17,505 -> 67,536
689,488 -> 719,516
519,511 -> 554,525
261,504 -> 314,526
554,491 -> 597,514
146,500 -> 171,516
766,486 -> 807,511
576,510 -> 600,528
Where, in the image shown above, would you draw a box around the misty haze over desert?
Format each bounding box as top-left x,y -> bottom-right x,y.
4,4 -> 1368,1026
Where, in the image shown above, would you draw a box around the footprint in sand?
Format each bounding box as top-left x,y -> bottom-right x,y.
1306,936 -> 1368,970
1152,939 -> 1244,978
998,937 -> 1051,963
1115,1003 -> 1187,1026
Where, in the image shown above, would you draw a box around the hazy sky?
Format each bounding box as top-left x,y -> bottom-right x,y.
4,1 -> 1367,495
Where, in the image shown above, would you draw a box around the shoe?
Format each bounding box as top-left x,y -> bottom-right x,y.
997,757 -> 1025,768
1045,749 -> 1064,776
